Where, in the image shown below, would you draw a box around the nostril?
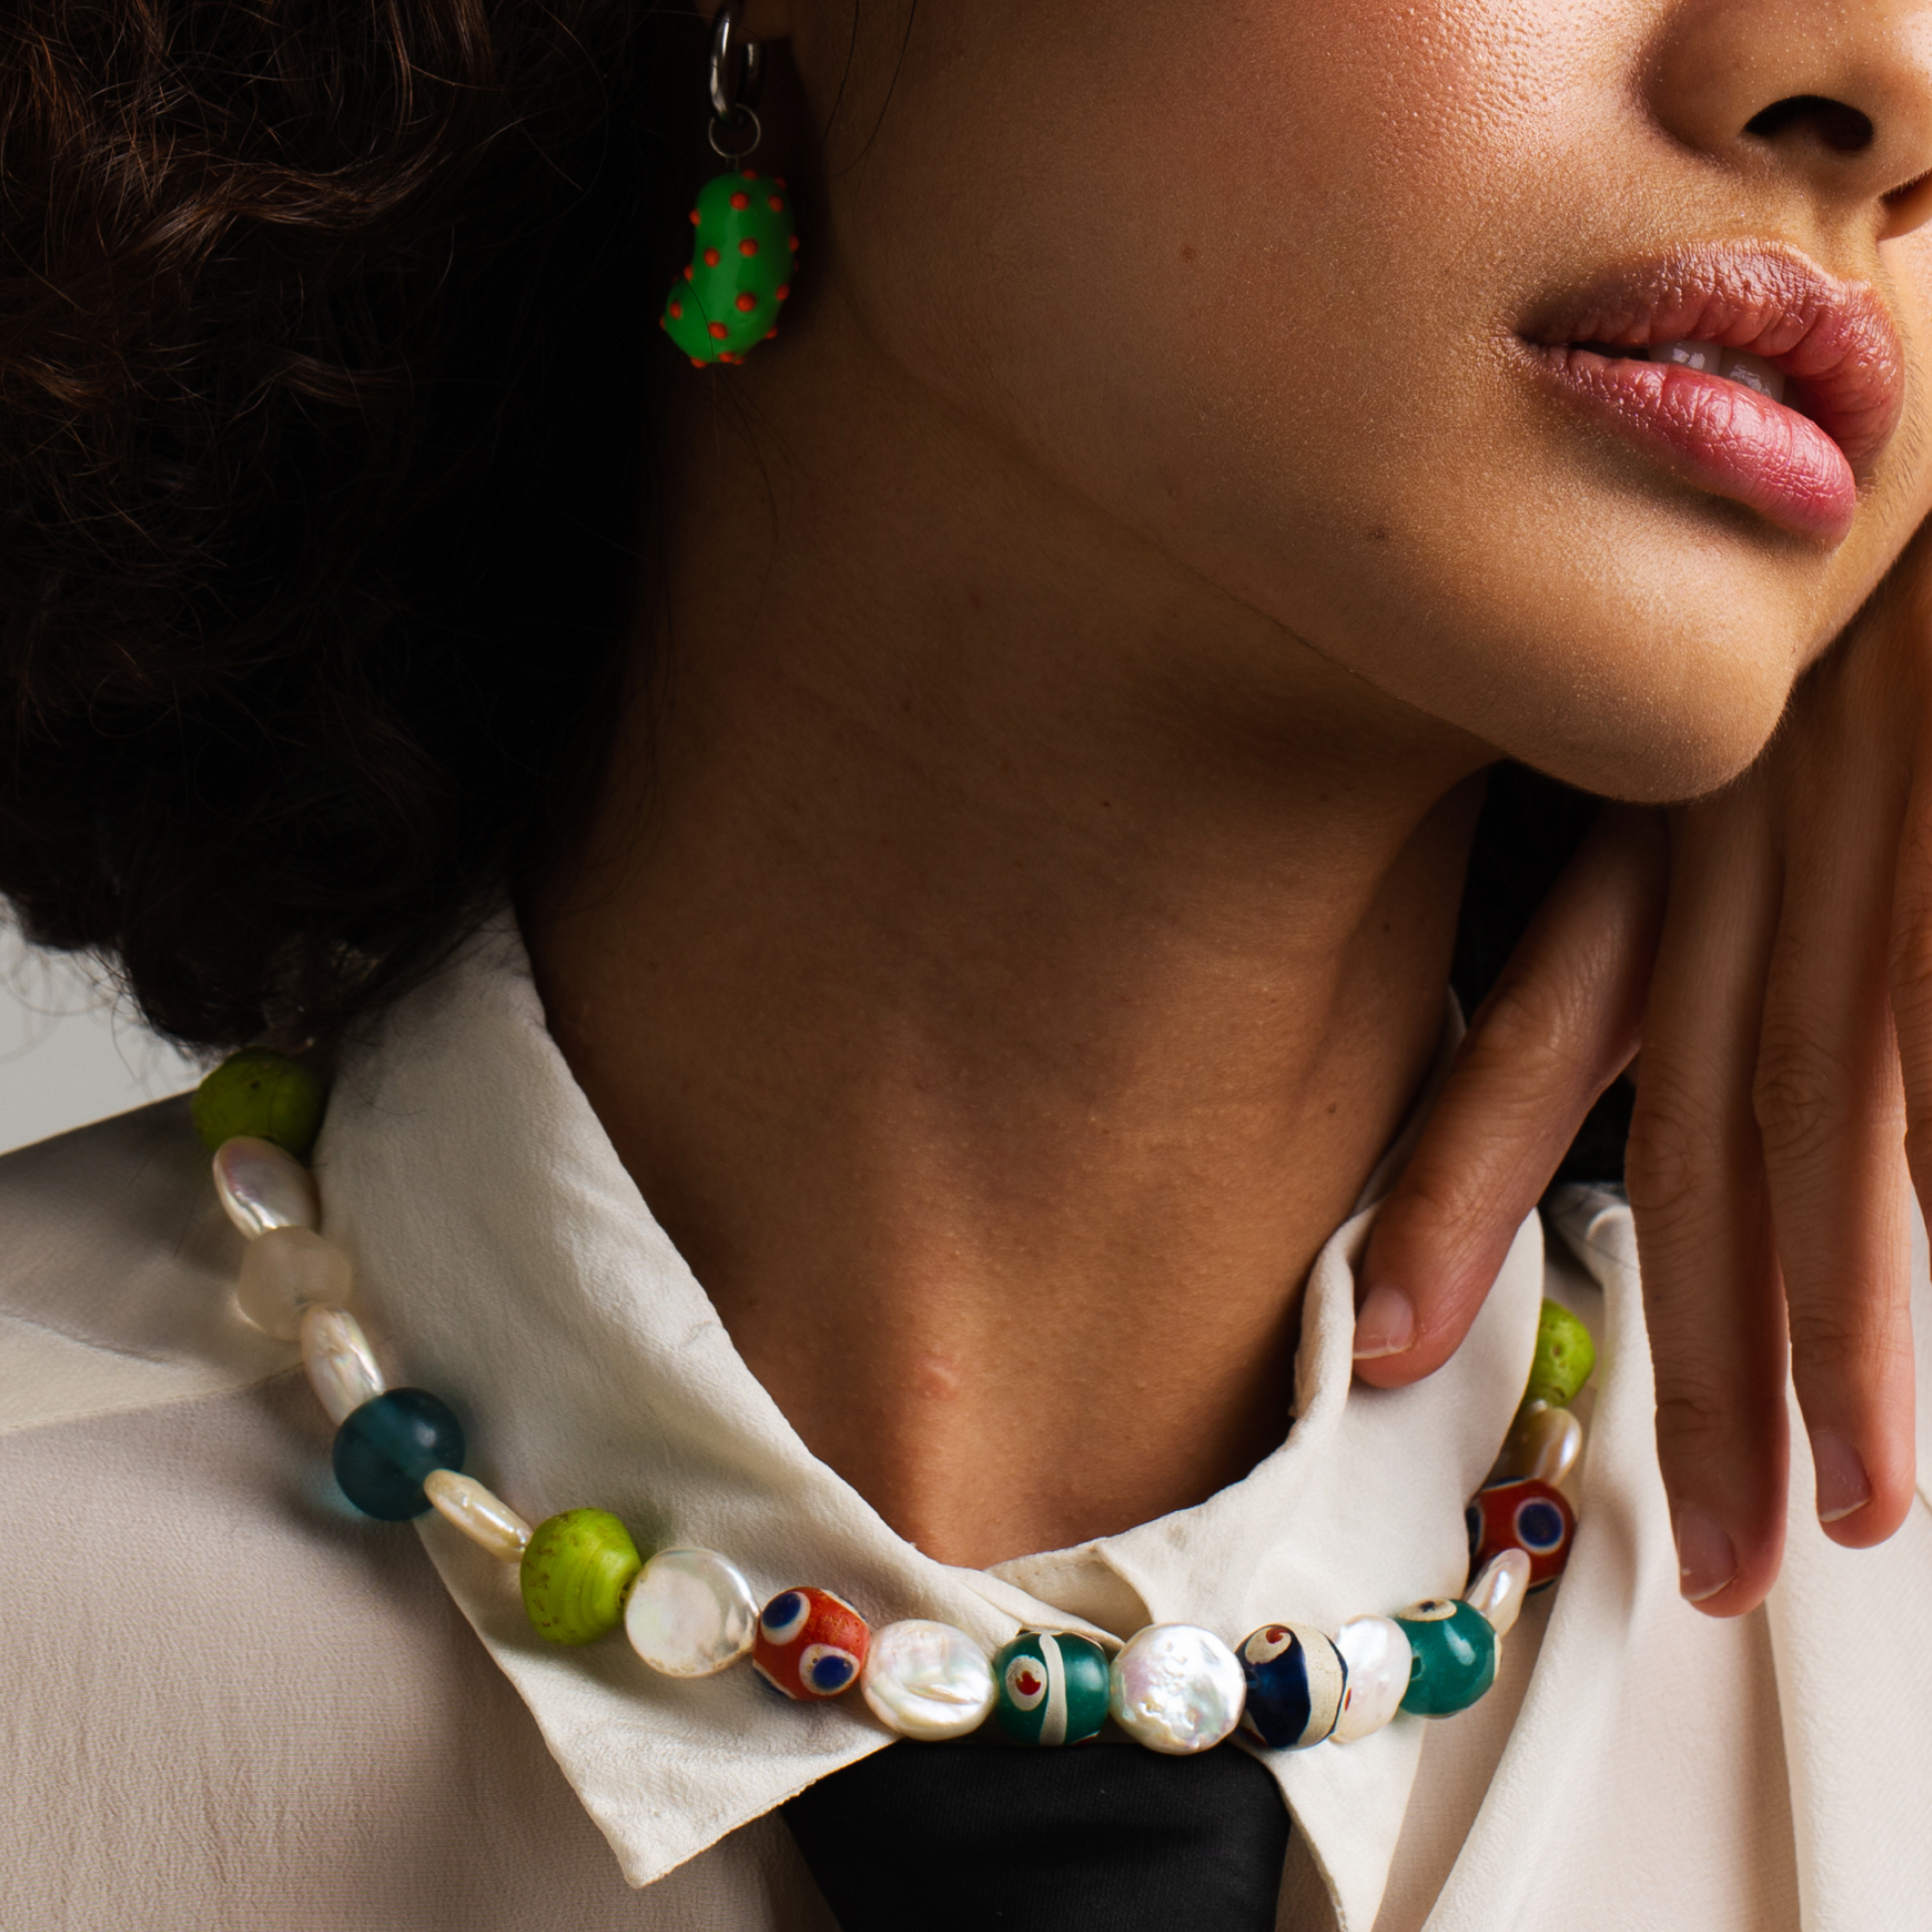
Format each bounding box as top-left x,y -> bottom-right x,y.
1745,95 -> 1875,154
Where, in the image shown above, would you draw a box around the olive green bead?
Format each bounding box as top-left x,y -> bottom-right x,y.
1524,1297 -> 1595,1410
193,1049 -> 328,1159
520,1509 -> 645,1645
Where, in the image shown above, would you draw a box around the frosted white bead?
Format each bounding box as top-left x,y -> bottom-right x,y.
1493,1401 -> 1584,1486
1331,1614 -> 1413,1744
236,1226 -> 352,1339
861,1619 -> 997,1741
213,1136 -> 319,1239
423,1469 -> 531,1562
299,1303 -> 385,1423
1108,1623 -> 1246,1754
625,1549 -> 758,1678
1464,1548 -> 1533,1638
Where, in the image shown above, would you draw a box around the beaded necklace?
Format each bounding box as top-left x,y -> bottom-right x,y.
196,1047 -> 1594,1756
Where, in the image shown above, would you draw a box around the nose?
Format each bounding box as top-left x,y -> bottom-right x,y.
1648,0 -> 1932,238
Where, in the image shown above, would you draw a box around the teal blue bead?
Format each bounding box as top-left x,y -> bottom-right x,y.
991,1631 -> 1111,1745
333,1389 -> 466,1520
1394,1598 -> 1497,1717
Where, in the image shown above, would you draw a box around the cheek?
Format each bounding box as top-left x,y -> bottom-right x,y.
818,2 -> 1932,801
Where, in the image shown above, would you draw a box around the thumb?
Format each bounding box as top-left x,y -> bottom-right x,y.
1353,803 -> 1667,1387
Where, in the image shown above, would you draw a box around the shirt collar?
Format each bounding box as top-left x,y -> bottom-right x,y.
320,922 -> 1542,1932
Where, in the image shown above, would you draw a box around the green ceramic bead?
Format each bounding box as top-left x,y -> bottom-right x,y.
520,1508 -> 645,1645
991,1630 -> 1112,1745
661,169 -> 799,366
1524,1297 -> 1596,1410
193,1049 -> 328,1159
1395,1597 -> 1498,1717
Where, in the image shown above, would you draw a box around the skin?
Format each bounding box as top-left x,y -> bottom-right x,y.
531,0 -> 1932,1573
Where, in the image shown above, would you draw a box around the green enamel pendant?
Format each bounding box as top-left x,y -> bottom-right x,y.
661,170 -> 798,367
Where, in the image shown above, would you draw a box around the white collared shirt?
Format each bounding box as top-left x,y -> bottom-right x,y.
2,925 -> 1928,1930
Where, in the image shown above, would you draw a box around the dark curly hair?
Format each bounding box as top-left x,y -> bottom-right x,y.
0,0 -> 704,1049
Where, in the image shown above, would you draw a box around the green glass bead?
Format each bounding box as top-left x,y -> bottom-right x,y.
1524,1297 -> 1596,1409
661,169 -> 798,366
193,1049 -> 328,1159
520,1508 -> 645,1646
1395,1598 -> 1498,1717
991,1630 -> 1112,1745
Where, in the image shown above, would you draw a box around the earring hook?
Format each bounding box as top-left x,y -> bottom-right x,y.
708,2 -> 765,159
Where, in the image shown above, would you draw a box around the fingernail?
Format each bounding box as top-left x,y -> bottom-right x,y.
1672,1505 -> 1737,1603
1811,1430 -> 1872,1524
1353,1283 -> 1416,1360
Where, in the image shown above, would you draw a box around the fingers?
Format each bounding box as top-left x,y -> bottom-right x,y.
1626,786 -> 1788,1617
1355,805 -> 1667,1389
1757,716 -> 1916,1553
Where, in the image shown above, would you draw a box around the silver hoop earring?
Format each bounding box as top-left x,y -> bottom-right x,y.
658,2 -> 801,367
707,0 -> 765,162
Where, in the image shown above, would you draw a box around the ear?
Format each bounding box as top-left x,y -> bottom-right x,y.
697,0 -> 792,40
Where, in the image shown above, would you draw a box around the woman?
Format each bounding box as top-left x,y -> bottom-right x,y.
4,0 -> 1932,1926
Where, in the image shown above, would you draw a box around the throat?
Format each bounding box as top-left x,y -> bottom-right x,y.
533,780 -> 1479,1571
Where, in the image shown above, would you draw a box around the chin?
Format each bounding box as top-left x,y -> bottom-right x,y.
1444,591 -> 1814,805
1299,454 -> 1894,807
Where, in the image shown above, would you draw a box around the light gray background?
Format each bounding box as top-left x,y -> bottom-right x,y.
0,934 -> 199,1159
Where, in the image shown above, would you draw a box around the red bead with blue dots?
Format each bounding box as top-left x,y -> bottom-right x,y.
753,1587 -> 871,1700
1466,1476 -> 1577,1588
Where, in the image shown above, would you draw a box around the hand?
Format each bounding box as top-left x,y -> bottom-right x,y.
1356,534 -> 1932,1617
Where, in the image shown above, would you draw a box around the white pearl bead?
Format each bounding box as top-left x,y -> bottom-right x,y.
625,1549 -> 758,1678
1494,1401 -> 1584,1485
213,1136 -> 319,1239
1108,1623 -> 1246,1754
1331,1614 -> 1413,1743
1464,1548 -> 1533,1637
422,1469 -> 531,1562
861,1619 -> 997,1740
299,1304 -> 384,1423
236,1226 -> 352,1339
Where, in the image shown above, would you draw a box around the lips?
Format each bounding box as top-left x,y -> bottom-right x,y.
1520,246 -> 1904,545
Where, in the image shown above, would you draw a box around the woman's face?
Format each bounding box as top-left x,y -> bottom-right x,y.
781,0 -> 1932,799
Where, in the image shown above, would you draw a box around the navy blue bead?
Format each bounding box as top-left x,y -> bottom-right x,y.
333,1388 -> 466,1520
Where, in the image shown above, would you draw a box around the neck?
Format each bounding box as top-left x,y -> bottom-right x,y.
529,294 -> 1491,1567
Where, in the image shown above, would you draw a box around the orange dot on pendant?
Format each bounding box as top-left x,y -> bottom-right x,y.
704,248 -> 720,267
742,169 -> 759,181
730,192 -> 750,209
689,356 -> 705,368
776,285 -> 790,301
768,196 -> 784,212
774,176 -> 788,190
688,209 -> 699,225
669,299 -> 683,319
735,293 -> 757,313
764,326 -> 778,341
740,237 -> 759,257
788,235 -> 799,252
709,322 -> 729,340
683,264 -> 693,282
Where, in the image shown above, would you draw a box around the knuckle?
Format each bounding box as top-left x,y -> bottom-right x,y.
1624,1090 -> 1728,1233
1787,1301 -> 1914,1384
1652,1381 -> 1735,1463
1750,1032 -> 1869,1164
1475,971 -> 1611,1087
